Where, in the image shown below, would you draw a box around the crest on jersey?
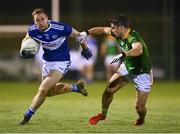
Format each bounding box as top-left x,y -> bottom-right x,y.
53,35 -> 58,39
44,34 -> 50,39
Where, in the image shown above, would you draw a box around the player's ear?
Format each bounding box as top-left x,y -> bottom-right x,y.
45,14 -> 48,20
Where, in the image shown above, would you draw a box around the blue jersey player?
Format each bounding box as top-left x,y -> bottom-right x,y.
19,8 -> 92,125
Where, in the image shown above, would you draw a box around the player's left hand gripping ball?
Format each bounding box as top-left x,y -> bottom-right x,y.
19,38 -> 39,58
81,47 -> 92,60
19,50 -> 35,58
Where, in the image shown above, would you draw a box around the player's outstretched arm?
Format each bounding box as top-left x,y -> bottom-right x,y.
69,28 -> 88,48
78,27 -> 112,39
88,27 -> 112,35
76,27 -> 112,45
69,28 -> 80,38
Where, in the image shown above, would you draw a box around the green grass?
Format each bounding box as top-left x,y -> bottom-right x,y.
0,81 -> 180,133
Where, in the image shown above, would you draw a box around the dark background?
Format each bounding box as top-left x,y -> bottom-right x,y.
0,0 -> 179,80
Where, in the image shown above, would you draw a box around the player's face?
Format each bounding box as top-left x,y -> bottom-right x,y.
33,13 -> 49,31
110,23 -> 123,38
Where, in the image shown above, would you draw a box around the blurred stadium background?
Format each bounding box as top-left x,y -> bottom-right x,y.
0,0 -> 180,133
0,0 -> 179,81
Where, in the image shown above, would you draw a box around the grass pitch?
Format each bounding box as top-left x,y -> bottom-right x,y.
0,81 -> 180,133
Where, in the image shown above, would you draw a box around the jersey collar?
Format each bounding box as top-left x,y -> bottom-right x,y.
43,21 -> 51,32
37,21 -> 51,32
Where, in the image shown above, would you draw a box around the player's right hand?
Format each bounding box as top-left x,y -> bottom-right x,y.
81,47 -> 92,60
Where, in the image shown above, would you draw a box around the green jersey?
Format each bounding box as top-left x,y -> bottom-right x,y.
116,30 -> 152,74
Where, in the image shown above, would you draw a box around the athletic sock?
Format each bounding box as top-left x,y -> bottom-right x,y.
71,84 -> 79,92
102,108 -> 108,117
25,107 -> 35,118
138,110 -> 147,120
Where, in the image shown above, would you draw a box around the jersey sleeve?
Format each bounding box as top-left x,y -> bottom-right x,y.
63,23 -> 72,36
128,31 -> 141,44
28,30 -> 32,38
129,37 -> 138,44
28,24 -> 36,38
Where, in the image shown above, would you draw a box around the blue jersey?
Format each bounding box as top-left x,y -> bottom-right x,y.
28,20 -> 72,61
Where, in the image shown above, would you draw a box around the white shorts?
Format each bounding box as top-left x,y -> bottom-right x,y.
42,60 -> 71,77
69,50 -> 81,70
117,63 -> 153,92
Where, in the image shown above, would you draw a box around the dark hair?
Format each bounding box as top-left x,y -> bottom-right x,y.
32,8 -> 47,17
110,15 -> 130,28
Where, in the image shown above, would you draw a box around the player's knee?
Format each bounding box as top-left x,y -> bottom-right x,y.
46,90 -> 53,97
106,83 -> 116,94
38,87 -> 48,96
104,87 -> 114,96
108,82 -> 115,89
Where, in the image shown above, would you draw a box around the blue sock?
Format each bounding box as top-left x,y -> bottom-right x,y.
25,107 -> 35,118
71,84 -> 79,92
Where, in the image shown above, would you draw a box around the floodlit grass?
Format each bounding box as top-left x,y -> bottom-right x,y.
0,81 -> 180,133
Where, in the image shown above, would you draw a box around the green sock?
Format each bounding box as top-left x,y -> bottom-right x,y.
138,110 -> 147,120
102,108 -> 108,117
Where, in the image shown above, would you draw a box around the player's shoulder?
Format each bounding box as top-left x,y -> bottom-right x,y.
127,29 -> 142,43
49,20 -> 71,30
126,29 -> 137,40
129,29 -> 142,38
28,23 -> 39,38
28,23 -> 37,32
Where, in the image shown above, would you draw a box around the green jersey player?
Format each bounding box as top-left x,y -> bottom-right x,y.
115,29 -> 152,75
79,15 -> 153,126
